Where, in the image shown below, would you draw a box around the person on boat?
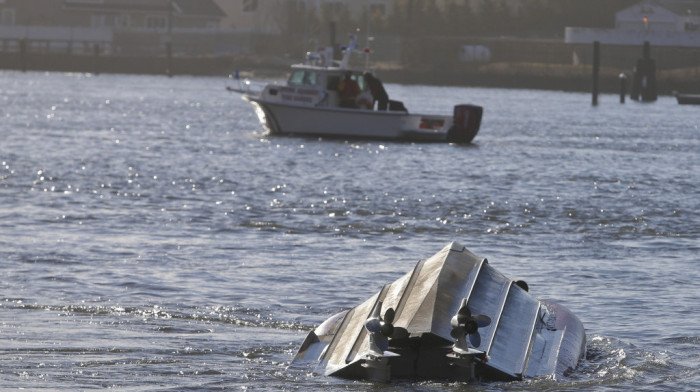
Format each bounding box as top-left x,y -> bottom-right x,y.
338,72 -> 361,108
364,72 -> 389,110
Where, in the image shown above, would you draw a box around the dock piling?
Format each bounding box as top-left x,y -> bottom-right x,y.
93,44 -> 100,75
630,41 -> 657,102
19,39 -> 26,72
592,41 -> 600,106
166,42 -> 172,77
619,73 -> 627,104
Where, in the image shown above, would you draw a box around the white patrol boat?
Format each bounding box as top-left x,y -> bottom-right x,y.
290,242 -> 586,383
228,42 -> 483,143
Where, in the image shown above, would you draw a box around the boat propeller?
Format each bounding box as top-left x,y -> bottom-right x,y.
450,298 -> 491,352
365,301 -> 407,355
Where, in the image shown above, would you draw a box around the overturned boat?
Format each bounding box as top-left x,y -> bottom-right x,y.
292,242 -> 586,383
228,41 -> 483,143
674,92 -> 700,105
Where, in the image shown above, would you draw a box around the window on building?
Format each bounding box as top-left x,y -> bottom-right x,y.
91,14 -> 123,28
91,14 -> 104,27
1,8 -> 15,25
243,0 -> 258,12
146,16 -> 167,30
117,15 -> 130,28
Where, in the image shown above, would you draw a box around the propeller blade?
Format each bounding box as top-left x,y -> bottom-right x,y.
474,314 -> 491,328
384,307 -> 395,324
380,322 -> 394,337
450,325 -> 466,340
465,318 -> 478,334
468,332 -> 481,348
458,306 -> 472,319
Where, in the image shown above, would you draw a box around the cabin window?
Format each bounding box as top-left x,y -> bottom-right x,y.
303,71 -> 317,85
289,70 -> 317,86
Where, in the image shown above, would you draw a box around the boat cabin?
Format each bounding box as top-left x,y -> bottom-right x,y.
260,65 -> 376,110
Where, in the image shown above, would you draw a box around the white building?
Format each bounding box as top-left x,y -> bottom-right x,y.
565,0 -> 700,47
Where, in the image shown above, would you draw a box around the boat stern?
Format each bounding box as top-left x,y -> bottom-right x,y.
290,242 -> 586,383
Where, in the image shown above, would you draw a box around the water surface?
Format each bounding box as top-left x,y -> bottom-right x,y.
0,71 -> 698,391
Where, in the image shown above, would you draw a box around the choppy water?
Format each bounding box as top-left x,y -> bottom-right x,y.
0,71 -> 698,391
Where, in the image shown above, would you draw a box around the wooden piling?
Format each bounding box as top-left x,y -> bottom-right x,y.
592,41 -> 599,106
166,42 -> 172,77
93,44 -> 100,75
631,41 -> 657,102
619,73 -> 627,104
19,39 -> 26,72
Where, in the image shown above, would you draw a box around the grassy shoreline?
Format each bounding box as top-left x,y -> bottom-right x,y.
230,55 -> 700,95
2,52 -> 698,95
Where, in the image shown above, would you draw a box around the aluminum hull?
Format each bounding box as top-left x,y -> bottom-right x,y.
292,242 -> 586,382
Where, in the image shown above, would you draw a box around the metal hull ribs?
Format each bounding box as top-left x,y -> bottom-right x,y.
292,242 -> 586,382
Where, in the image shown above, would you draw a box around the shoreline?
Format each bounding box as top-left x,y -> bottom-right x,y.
2,52 -> 699,95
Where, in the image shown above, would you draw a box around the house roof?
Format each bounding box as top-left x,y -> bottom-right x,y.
63,0 -> 226,18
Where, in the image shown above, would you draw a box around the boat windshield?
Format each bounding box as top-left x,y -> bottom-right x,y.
288,70 -> 317,86
327,73 -> 366,91
355,74 -> 366,90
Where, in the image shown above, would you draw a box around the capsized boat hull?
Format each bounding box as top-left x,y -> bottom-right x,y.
245,96 -> 482,143
291,242 -> 586,382
675,93 -> 700,105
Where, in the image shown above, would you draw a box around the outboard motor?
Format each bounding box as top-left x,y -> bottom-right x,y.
448,104 -> 483,144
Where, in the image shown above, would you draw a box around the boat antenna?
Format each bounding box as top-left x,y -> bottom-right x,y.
364,37 -> 374,70
365,1 -> 371,69
339,34 -> 358,70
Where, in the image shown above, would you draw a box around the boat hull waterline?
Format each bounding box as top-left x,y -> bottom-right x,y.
246,96 -> 483,143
